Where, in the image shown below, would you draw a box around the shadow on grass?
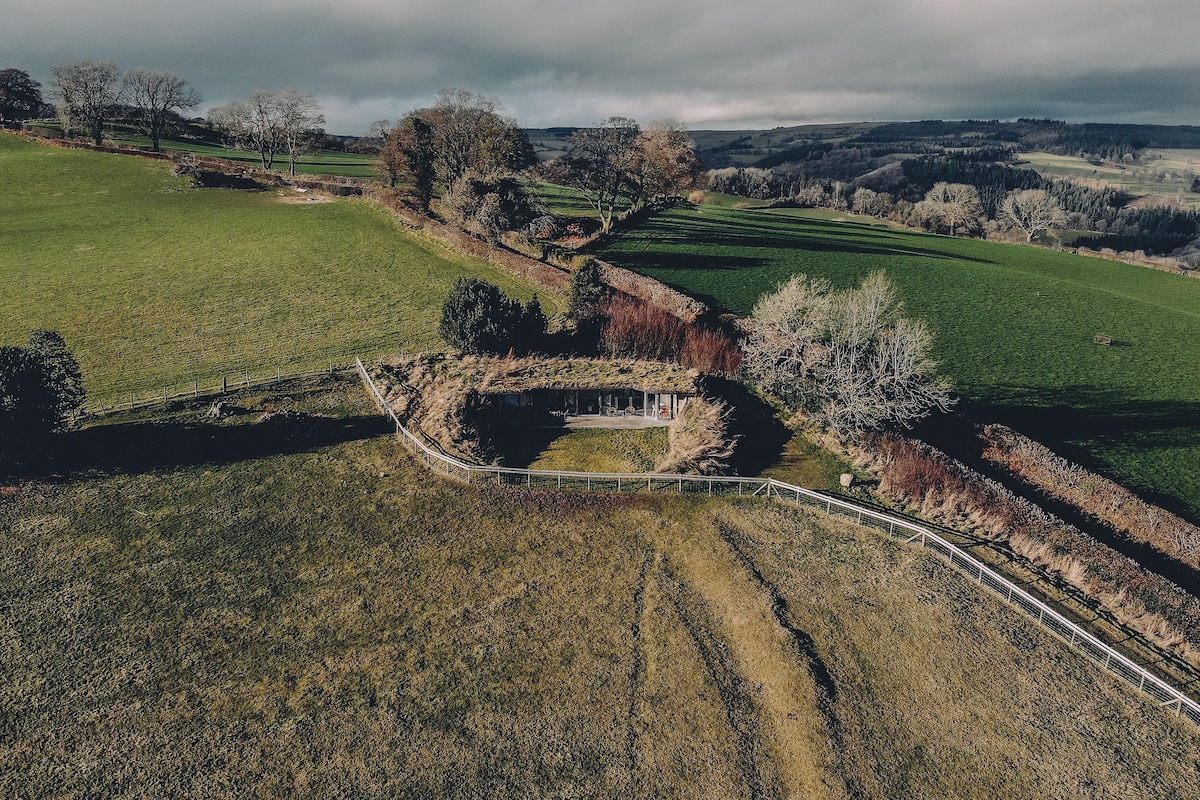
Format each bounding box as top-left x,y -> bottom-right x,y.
599,212 -> 996,269
700,377 -> 793,477
912,387 -> 1200,589
18,413 -> 394,477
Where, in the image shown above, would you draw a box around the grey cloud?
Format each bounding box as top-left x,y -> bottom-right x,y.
4,0 -> 1198,133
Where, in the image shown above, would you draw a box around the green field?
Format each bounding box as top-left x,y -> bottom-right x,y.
593,203 -> 1200,520
3,377 -> 1197,798
0,133 -> 560,404
1019,150 -> 1200,210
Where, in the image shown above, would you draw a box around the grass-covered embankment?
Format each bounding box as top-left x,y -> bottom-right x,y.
0,132 -> 560,405
593,203 -> 1200,520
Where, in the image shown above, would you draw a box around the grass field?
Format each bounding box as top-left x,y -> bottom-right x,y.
1019,149 -> 1200,210
0,132 -> 561,404
593,203 -> 1200,521
2,376 -> 1198,798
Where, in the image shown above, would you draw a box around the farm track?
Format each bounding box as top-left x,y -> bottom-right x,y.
716,522 -> 866,800
649,521 -> 847,799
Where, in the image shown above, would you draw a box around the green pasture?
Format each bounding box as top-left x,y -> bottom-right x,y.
594,203 -> 1200,520
0,133 -> 559,404
1019,150 -> 1200,210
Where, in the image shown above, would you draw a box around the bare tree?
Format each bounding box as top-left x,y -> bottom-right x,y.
743,271 -> 954,437
49,60 -> 123,145
920,181 -> 982,237
559,116 -> 643,233
276,88 -> 324,177
208,89 -> 322,173
419,89 -> 533,186
208,96 -> 275,167
1000,188 -> 1067,242
632,119 -> 706,206
361,119 -> 394,152
123,68 -> 201,151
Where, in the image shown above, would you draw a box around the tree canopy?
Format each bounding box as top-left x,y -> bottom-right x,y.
0,331 -> 86,464
743,272 -> 953,437
123,68 -> 202,152
439,278 -> 545,356
0,68 -> 48,121
208,89 -> 324,172
50,60 -> 123,145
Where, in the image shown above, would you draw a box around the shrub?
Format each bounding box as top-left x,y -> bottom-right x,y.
600,294 -> 685,361
567,258 -> 606,323
438,278 -> 545,356
680,326 -> 742,377
0,330 -> 85,463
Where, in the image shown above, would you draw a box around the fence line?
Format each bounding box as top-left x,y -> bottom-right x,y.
356,357 -> 1200,727
85,356 -> 366,416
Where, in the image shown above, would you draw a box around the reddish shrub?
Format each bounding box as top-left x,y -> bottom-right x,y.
600,294 -> 686,361
680,326 -> 742,377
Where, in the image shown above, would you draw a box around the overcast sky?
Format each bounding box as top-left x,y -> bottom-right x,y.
6,0 -> 1200,135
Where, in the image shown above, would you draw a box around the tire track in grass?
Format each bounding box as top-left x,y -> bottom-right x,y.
716,521 -> 866,800
662,565 -> 782,799
651,517 -> 848,799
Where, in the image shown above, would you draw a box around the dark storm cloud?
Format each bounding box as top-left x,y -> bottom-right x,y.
5,0 -> 1198,133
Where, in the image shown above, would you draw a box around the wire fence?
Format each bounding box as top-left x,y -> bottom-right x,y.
85,355 -> 369,416
356,357 -> 1200,727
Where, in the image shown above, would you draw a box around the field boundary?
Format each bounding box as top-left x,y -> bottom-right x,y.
356,357 -> 1200,728
85,356 -> 364,417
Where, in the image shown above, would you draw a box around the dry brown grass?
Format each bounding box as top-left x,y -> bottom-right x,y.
3,379 -> 1199,797
982,424 -> 1200,569
659,396 -> 737,475
859,434 -> 1200,668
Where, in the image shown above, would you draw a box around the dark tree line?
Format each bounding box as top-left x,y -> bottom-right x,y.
1078,207 -> 1200,254
0,68 -> 51,122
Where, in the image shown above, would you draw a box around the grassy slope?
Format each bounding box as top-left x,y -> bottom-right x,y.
2,379 -> 1198,798
594,204 -> 1200,520
1019,150 -> 1200,210
0,133 -> 560,402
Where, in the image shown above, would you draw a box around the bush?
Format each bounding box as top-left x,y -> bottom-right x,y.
438,278 -> 545,356
567,258 -> 606,323
0,330 -> 86,464
600,294 -> 685,361
599,294 -> 743,377
743,271 -> 954,436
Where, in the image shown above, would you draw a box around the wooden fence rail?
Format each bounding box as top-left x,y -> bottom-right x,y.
356,357 -> 1200,728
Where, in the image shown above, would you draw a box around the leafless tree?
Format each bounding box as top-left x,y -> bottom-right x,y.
920,181 -> 982,237
49,60 -> 123,145
559,116 -> 643,233
1000,188 -> 1067,242
208,89 -> 323,174
632,119 -> 706,206
743,271 -> 954,437
123,68 -> 201,151
419,89 -> 533,186
276,88 -> 324,177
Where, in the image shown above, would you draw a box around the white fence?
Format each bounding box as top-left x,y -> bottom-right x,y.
357,358 -> 1200,727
